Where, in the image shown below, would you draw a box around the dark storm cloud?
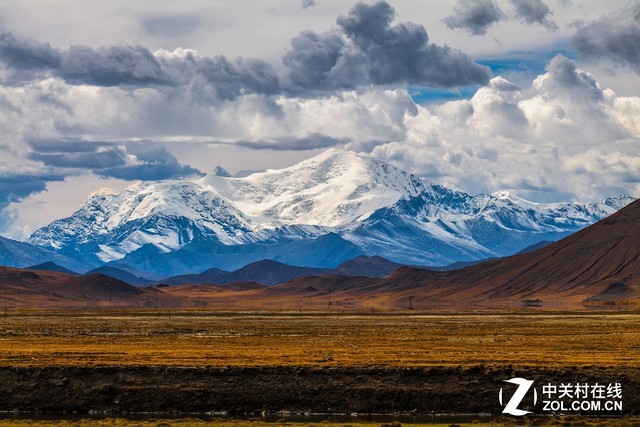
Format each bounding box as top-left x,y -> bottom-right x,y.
101,147 -> 203,180
284,1 -> 491,90
59,44 -> 169,86
0,172 -> 65,209
1,2 -> 490,96
29,142 -> 130,169
0,31 -> 279,99
509,0 -> 556,29
543,55 -> 602,100
27,140 -> 203,180
572,3 -> 640,72
0,32 -> 169,86
283,31 -> 346,88
445,0 -> 504,36
445,0 -> 557,35
0,32 -> 60,70
196,56 -> 281,101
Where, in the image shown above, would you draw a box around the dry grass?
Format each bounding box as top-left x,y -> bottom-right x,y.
0,418 -> 640,427
0,311 -> 638,368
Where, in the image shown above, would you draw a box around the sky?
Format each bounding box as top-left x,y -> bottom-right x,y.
1,0 -> 640,240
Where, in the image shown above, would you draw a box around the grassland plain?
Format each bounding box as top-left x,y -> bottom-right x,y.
1,418 -> 640,427
0,311 -> 638,421
0,311 -> 638,367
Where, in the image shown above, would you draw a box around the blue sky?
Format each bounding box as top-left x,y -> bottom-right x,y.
1,0 -> 640,239
411,46 -> 580,104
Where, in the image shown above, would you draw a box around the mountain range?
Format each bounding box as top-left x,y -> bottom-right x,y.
3,149 -> 634,277
3,197 -> 640,310
151,196 -> 640,310
159,256 -> 404,286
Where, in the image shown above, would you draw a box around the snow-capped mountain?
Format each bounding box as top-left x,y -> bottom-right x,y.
28,180 -> 256,265
27,148 -> 635,276
203,149 -> 427,227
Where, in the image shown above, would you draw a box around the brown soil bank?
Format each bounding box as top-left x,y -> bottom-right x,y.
0,365 -> 637,416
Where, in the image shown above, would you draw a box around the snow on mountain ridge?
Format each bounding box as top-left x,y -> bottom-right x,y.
491,191 -> 540,207
26,148 -> 636,269
28,180 -> 256,262
201,148 -> 422,227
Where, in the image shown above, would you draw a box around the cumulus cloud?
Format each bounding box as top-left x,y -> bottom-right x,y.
0,31 -> 280,100
532,54 -> 603,101
0,32 -> 60,71
2,2 -> 640,237
361,55 -> 640,201
195,56 -> 281,101
284,1 -> 491,90
5,52 -> 639,204
445,0 -> 504,35
3,45 -> 639,206
572,2 -> 640,73
509,0 -> 557,30
1,1 -> 492,98
0,32 -> 168,87
59,44 -> 169,87
445,0 -> 558,35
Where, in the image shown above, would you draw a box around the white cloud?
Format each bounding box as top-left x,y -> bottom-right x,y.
2,54 -> 640,209
1,0 -> 640,238
359,55 -> 640,201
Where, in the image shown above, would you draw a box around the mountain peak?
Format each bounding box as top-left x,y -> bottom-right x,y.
88,187 -> 119,199
302,146 -> 358,161
492,190 -> 511,200
199,148 -> 424,228
212,165 -> 231,177
604,194 -> 635,209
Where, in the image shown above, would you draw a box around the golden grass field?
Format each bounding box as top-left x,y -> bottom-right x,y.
0,311 -> 639,426
0,310 -> 638,368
